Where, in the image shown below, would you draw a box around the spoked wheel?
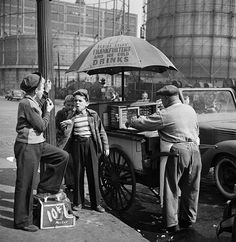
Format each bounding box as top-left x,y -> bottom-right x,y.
99,147 -> 136,211
215,156 -> 236,199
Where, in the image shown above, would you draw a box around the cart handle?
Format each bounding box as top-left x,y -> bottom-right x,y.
152,152 -> 179,158
199,144 -> 218,149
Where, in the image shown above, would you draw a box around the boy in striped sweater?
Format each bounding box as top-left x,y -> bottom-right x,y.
60,89 -> 109,213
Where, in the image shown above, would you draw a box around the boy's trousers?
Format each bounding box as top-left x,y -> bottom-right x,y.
14,141 -> 69,228
71,136 -> 101,208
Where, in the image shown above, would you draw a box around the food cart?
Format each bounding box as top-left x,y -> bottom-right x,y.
90,100 -> 171,212
66,35 -> 178,211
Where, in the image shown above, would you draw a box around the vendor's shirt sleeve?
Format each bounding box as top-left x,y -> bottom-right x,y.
22,102 -> 50,132
130,112 -> 164,131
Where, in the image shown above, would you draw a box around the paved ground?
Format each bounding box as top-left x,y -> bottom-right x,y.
0,157 -> 149,242
0,96 -> 233,242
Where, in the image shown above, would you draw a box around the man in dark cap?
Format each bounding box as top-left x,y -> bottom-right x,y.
126,85 -> 201,234
58,89 -> 109,213
14,73 -> 69,232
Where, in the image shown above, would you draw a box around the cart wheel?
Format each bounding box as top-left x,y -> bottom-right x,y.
99,147 -> 136,211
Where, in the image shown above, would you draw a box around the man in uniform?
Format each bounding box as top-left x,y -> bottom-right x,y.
126,85 -> 202,233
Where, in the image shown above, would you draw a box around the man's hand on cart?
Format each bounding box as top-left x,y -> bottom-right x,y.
125,115 -> 138,128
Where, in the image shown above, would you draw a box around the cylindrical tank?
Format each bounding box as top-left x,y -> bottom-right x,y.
146,0 -> 236,86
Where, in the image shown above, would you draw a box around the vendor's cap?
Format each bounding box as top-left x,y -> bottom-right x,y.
156,85 -> 179,96
73,89 -> 89,101
20,73 -> 41,92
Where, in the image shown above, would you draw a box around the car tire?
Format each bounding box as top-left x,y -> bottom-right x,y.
215,156 -> 236,199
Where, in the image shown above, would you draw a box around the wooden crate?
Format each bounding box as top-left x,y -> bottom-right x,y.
109,105 -> 140,129
33,195 -> 75,229
138,103 -> 158,116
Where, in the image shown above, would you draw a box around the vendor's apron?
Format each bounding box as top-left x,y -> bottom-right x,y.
160,139 -> 184,208
159,139 -> 174,208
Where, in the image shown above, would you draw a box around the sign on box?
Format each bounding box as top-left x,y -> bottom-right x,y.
39,200 -> 75,229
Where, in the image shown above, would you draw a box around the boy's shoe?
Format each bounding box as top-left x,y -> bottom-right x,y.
15,224 -> 38,232
94,205 -> 105,213
179,219 -> 193,229
166,224 -> 180,233
72,204 -> 82,211
158,224 -> 180,236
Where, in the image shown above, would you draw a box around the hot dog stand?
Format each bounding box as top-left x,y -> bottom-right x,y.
90,100 -> 164,211
66,34 -> 178,211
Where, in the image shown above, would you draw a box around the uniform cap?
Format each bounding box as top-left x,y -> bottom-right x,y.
73,89 -> 89,101
20,73 -> 41,93
156,85 -> 179,96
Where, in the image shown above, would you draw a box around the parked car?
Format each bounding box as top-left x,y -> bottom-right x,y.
179,88 -> 236,199
4,90 -> 12,100
5,89 -> 24,101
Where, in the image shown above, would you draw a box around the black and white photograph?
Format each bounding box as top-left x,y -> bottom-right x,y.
0,0 -> 235,241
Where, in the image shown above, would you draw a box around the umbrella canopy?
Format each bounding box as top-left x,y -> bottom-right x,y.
66,35 -> 177,75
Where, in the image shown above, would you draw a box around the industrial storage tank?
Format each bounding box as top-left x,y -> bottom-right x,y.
146,0 -> 236,87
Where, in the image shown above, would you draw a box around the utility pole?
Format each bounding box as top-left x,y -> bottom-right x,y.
57,51 -> 60,89
122,0 -> 125,34
112,0 -> 116,36
127,0 -> 130,35
98,0 -> 101,40
36,0 -> 55,146
78,0 -> 82,56
141,0 -> 147,39
112,0 -> 116,86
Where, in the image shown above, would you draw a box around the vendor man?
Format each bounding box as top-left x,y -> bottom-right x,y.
126,85 -> 202,233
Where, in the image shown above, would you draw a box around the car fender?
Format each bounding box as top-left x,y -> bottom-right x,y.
201,140 -> 236,176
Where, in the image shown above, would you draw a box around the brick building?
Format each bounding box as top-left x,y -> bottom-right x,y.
0,0 -> 137,92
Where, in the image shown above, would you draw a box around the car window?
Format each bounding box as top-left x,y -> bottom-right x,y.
182,90 -> 236,114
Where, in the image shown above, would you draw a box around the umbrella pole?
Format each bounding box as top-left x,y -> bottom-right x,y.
122,68 -> 125,101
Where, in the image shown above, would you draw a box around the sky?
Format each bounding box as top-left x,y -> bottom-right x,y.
61,0 -> 143,35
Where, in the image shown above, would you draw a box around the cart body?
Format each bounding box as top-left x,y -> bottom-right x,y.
89,101 -> 162,211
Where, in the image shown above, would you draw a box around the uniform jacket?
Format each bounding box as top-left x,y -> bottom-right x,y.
57,108 -> 109,154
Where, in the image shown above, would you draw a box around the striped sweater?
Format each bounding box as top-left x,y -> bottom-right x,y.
73,115 -> 91,137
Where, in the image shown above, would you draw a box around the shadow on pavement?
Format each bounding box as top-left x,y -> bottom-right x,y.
107,178 -> 232,242
0,168 -> 15,229
0,216 -> 13,228
0,164 -> 232,241
0,190 -> 14,229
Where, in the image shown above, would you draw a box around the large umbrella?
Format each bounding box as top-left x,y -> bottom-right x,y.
66,35 -> 177,99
